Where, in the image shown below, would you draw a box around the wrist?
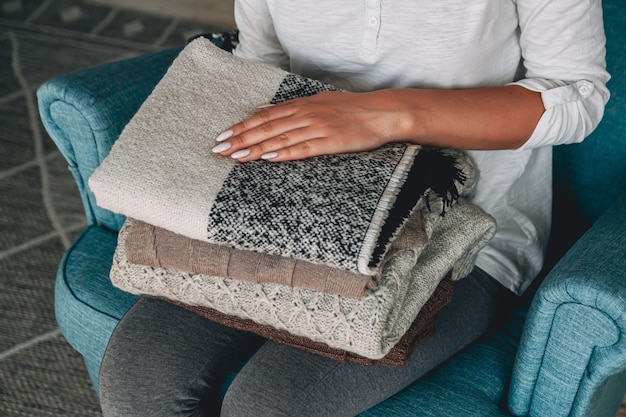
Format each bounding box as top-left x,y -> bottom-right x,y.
372,88 -> 426,143
382,89 -> 430,144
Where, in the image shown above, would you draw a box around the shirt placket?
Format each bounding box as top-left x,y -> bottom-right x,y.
361,0 -> 381,57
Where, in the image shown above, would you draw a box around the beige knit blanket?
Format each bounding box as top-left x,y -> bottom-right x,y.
167,277 -> 454,367
89,37 -> 477,277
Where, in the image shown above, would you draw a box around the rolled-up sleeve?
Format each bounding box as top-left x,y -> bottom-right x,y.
233,0 -> 290,70
510,0 -> 610,149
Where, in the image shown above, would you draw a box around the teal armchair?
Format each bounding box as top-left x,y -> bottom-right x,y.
37,1 -> 625,415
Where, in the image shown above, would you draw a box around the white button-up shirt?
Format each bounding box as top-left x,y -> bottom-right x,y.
233,0 -> 610,294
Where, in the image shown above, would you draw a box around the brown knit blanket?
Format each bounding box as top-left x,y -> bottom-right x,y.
162,277 -> 454,367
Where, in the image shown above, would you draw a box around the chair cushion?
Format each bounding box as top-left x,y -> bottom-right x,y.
55,226 -> 137,391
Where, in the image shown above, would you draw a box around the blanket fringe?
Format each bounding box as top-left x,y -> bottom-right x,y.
417,148 -> 468,216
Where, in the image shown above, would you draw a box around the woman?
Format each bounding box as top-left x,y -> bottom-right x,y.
99,1 -> 609,416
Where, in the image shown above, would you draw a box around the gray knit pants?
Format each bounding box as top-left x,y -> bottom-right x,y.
99,268 -> 506,417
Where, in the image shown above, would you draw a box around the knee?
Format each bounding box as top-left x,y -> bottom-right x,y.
99,348 -> 208,417
221,378 -> 291,417
98,351 -> 163,417
99,351 -> 146,416
221,372 -> 317,417
220,380 -> 255,417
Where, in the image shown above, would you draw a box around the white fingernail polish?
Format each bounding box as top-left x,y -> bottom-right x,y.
231,149 -> 250,159
215,130 -> 233,142
212,142 -> 231,153
261,152 -> 278,160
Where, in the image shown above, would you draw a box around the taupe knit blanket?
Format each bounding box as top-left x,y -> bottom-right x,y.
89,38 -> 476,277
124,201 -> 429,297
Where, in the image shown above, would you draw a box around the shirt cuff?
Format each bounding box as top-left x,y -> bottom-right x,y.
509,78 -> 608,150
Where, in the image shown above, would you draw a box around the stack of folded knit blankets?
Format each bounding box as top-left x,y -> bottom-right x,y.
89,38 -> 497,365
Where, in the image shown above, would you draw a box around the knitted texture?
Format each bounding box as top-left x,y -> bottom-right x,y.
89,38 -> 477,276
111,198 -> 496,359
166,276 -> 454,367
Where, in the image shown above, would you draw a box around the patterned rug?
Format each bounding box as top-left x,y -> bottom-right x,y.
0,0 -> 230,415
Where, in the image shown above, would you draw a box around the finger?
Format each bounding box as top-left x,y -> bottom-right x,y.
257,137 -> 333,162
225,102 -> 295,138
215,93 -> 316,144
263,133 -> 389,162
217,109 -> 316,157
227,121 -> 297,153
211,110 -> 280,148
212,119 -> 291,156
229,127 -> 319,162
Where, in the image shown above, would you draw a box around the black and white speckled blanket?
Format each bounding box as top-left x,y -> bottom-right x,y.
89,38 -> 476,275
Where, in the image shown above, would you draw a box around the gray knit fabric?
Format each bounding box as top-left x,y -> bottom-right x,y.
89,38 -> 477,276
110,198 -> 496,360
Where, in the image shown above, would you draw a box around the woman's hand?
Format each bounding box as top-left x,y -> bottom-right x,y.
211,85 -> 544,162
211,90 -> 405,162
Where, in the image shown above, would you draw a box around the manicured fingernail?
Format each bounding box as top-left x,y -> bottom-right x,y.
261,152 -> 278,160
215,130 -> 233,142
256,103 -> 275,109
212,142 -> 231,153
231,149 -> 250,159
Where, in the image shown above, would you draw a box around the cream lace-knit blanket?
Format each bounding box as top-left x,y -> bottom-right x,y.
111,198 -> 495,360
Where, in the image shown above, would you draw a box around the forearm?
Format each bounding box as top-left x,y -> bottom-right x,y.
213,85 -> 545,162
384,85 -> 545,151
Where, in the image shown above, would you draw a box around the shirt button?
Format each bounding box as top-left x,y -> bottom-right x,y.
577,81 -> 593,97
369,17 -> 378,25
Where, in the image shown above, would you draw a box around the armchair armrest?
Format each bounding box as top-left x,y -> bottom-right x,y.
37,47 -> 182,231
508,194 -> 626,417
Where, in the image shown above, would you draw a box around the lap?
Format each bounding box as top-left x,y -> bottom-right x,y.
222,268 -> 505,417
99,268 -> 505,417
98,297 -> 265,416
